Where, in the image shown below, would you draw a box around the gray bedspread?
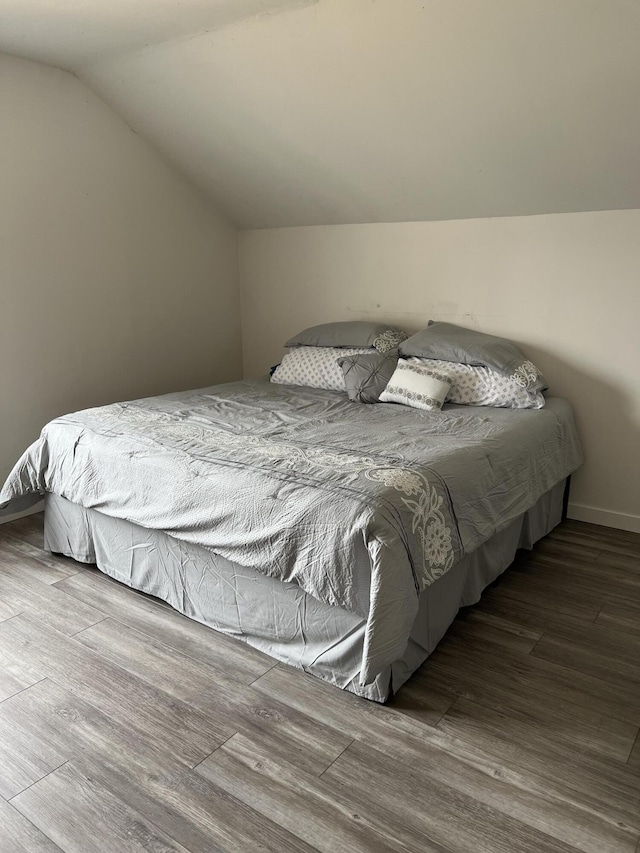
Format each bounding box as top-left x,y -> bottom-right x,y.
0,378 -> 582,683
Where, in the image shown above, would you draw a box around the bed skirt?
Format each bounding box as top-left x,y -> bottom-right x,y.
44,481 -> 565,702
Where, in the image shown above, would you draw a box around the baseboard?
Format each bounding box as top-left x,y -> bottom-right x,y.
0,500 -> 44,525
567,503 -> 640,534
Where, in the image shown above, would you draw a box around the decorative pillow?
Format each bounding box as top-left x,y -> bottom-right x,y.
285,321 -> 408,353
379,359 -> 454,412
399,321 -> 547,392
338,352 -> 398,403
271,346 -> 372,391
407,358 -> 545,409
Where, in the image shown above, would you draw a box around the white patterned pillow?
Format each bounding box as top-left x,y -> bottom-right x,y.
408,358 -> 545,409
379,359 -> 454,412
271,346 -> 372,391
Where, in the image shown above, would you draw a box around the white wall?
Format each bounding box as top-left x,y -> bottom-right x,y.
240,210 -> 640,532
0,53 -> 241,485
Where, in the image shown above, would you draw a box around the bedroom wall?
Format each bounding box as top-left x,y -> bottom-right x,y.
240,210 -> 640,533
0,52 -> 241,492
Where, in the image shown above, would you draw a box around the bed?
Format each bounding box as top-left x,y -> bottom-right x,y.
0,375 -> 582,702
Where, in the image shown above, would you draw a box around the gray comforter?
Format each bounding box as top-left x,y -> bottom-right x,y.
0,378 -> 582,683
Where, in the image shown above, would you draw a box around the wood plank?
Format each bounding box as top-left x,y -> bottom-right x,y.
385,676 -> 455,725
527,537 -> 600,564
455,604 -> 548,638
197,732 -> 447,853
0,797 -> 63,853
54,568 -> 274,683
253,661 -> 458,749
444,609 -> 542,653
557,519 -> 640,559
0,676 -> 195,776
0,635 -> 47,703
322,737 -> 595,853
254,666 -> 640,853
0,613 -> 234,767
11,761 -> 194,853
539,617 -> 640,668
546,523 -> 604,549
0,534 -> 83,584
523,553 -> 640,600
427,629 -> 640,727
596,549 -> 640,572
74,617 -> 352,775
0,553 -> 105,635
434,697 -> 640,831
419,659 -> 638,763
0,513 -> 82,582
0,661 -> 43,704
466,594 -> 591,635
597,599 -> 640,637
531,631 -> 640,690
0,513 -> 44,548
486,571 -> 605,621
1,678 -> 318,853
629,736 -> 640,773
0,705 -> 67,799
0,597 -> 21,623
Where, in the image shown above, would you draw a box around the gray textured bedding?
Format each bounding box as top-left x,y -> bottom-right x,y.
0,377 -> 582,685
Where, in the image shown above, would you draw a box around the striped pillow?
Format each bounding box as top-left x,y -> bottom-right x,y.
379,359 -> 454,412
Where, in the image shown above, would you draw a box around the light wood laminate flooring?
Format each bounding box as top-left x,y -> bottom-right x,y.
0,513 -> 638,853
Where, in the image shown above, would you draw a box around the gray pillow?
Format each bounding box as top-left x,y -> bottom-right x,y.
338,352 -> 398,403
286,321 -> 408,353
399,321 -> 547,392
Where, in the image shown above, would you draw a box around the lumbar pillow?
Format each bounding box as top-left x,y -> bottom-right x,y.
271,346 -> 372,391
399,321 -> 546,392
407,358 -> 545,408
379,359 -> 454,412
285,321 -> 408,353
338,352 -> 398,403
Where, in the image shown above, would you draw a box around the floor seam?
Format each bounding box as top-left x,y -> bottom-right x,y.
191,731 -> 239,771
8,759 -> 70,803
249,660 -> 280,686
318,737 -> 356,779
0,675 -> 48,706
625,728 -> 639,766
69,616 -> 110,637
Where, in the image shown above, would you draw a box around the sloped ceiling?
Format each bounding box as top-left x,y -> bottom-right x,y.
2,0 -> 640,228
0,0 -> 316,68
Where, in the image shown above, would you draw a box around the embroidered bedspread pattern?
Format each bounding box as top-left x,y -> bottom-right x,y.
0,382 -> 465,683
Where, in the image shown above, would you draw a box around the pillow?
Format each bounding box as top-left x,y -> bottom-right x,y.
407,358 -> 545,409
379,359 -> 454,412
285,321 -> 408,354
271,346 -> 372,391
338,352 -> 398,403
399,322 -> 546,392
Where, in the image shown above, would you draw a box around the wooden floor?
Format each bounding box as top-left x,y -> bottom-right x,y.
0,514 -> 638,853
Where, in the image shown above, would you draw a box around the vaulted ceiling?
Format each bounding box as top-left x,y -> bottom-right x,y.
2,0 -> 640,228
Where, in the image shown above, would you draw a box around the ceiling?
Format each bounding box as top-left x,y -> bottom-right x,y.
2,0 -> 640,229
0,0 -> 315,68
